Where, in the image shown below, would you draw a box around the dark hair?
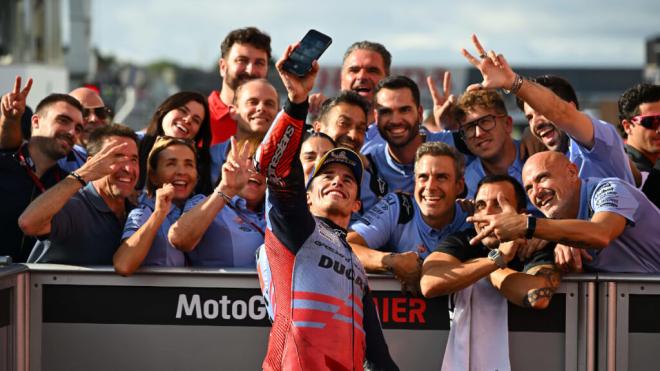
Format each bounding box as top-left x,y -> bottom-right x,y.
475,174 -> 527,212
415,141 -> 466,179
302,130 -> 337,147
374,75 -> 420,108
516,75 -> 579,112
317,91 -> 370,125
139,92 -> 212,195
453,89 -> 508,124
221,27 -> 272,62
343,41 -> 392,76
34,93 -> 83,116
146,136 -> 197,197
87,123 -> 139,157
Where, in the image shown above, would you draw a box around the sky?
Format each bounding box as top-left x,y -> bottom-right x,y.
91,0 -> 660,70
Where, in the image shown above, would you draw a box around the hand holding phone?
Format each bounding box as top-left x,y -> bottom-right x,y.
282,29 -> 332,77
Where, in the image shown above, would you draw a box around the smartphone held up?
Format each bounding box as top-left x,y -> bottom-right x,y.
282,29 -> 332,77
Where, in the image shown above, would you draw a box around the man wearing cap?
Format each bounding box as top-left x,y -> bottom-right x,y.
254,43 -> 397,371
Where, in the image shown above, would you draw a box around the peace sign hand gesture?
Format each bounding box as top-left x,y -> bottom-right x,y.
461,34 -> 517,92
426,71 -> 458,131
217,137 -> 252,198
1,76 -> 33,122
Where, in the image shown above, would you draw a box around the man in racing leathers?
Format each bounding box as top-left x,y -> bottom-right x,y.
255,43 -> 398,371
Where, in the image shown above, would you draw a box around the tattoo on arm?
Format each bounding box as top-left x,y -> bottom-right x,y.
523,267 -> 561,308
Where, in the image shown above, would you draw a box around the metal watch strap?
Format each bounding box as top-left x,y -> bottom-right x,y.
488,249 -> 506,269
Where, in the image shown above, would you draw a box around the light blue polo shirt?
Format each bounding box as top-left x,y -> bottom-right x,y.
350,192 -> 471,259
185,195 -> 266,268
209,140 -> 231,185
577,177 -> 660,273
57,145 -> 88,173
361,124 -> 384,154
569,116 -> 634,184
121,194 -> 201,267
362,131 -> 456,194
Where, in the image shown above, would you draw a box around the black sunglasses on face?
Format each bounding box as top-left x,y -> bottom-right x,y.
83,106 -> 111,120
631,114 -> 660,130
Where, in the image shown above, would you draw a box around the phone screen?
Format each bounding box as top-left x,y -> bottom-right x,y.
283,30 -> 332,77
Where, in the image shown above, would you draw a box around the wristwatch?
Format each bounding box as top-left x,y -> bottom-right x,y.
488,249 -> 507,269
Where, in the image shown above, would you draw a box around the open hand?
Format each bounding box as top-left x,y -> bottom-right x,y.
461,34 -> 517,92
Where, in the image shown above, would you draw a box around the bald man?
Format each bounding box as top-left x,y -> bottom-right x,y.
468,151 -> 660,273
69,87 -> 111,147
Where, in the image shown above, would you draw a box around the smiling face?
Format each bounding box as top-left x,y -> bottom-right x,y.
150,144 -> 197,203
461,106 -> 512,161
414,154 -> 464,228
317,102 -> 367,152
307,163 -> 361,221
375,88 -> 423,148
232,79 -> 278,137
31,101 -> 84,160
522,152 -> 580,219
161,100 -> 205,139
341,49 -> 387,105
523,102 -> 569,153
624,101 -> 660,161
473,181 -> 519,249
220,43 -> 269,91
97,136 -> 140,199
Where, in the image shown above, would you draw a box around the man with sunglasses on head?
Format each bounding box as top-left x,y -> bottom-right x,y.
618,83 -> 660,208
57,87 -> 112,172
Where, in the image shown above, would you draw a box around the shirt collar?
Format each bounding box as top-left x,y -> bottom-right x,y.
415,201 -> 466,236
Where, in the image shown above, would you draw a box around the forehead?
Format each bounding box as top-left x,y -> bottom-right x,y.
72,92 -> 104,108
327,103 -> 366,122
462,105 -> 496,124
376,88 -> 416,107
415,154 -> 456,175
45,101 -> 83,120
638,101 -> 660,115
159,143 -> 196,161
476,181 -> 515,201
343,49 -> 385,71
183,100 -> 205,113
236,80 -> 278,101
303,136 -> 334,152
318,162 -> 355,178
102,136 -> 138,156
227,43 -> 268,59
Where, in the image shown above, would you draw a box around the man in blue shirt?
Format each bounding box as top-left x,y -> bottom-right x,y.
349,142 -> 470,292
469,151 -> 660,273
454,89 -> 524,200
461,35 -> 635,185
363,75 -> 467,193
21,124 -> 140,265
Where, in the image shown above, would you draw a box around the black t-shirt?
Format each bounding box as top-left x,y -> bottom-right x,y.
0,146 -> 66,262
434,228 -> 554,272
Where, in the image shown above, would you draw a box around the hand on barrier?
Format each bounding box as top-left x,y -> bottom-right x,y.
554,244 -> 592,272
385,251 -> 423,295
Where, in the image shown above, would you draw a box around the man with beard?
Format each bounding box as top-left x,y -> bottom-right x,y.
21,124 -> 140,265
57,87 -> 112,172
209,27 -> 271,145
349,142 -> 471,293
312,90 -> 388,217
0,77 -> 83,262
617,83 -> 660,208
209,78 -> 279,183
421,174 -> 559,370
363,75 -> 468,193
461,35 -> 634,185
469,151 -> 660,273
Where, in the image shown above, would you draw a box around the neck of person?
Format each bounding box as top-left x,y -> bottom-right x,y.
312,208 -> 351,231
388,134 -> 424,165
219,84 -> 235,107
235,127 -> 252,142
27,140 -> 58,178
93,179 -> 127,221
481,140 -> 516,176
421,205 -> 455,230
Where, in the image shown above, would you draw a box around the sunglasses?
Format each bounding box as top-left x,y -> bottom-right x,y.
631,114 -> 660,130
82,106 -> 112,120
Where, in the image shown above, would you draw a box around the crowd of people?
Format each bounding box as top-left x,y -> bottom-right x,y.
1,27 -> 659,370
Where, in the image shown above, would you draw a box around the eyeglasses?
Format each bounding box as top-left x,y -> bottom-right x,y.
631,114 -> 660,130
82,106 -> 112,120
460,114 -> 506,139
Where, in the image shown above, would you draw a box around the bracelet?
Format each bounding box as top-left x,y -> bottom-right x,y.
215,189 -> 233,203
503,74 -> 524,95
525,216 -> 537,239
69,172 -> 87,187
